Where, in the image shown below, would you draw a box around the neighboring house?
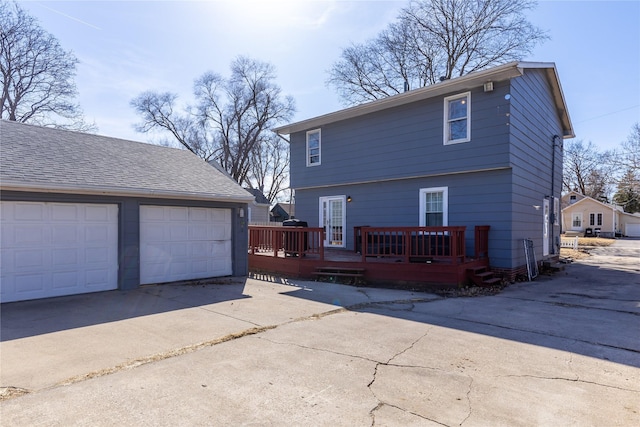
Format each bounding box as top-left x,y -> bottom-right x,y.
561,191 -> 640,237
0,120 -> 254,303
275,61 -> 574,278
271,202 -> 294,222
245,188 -> 271,223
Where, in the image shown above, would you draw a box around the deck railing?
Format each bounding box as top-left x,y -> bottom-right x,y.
475,225 -> 490,259
354,226 -> 467,264
249,225 -> 490,265
248,226 -> 325,260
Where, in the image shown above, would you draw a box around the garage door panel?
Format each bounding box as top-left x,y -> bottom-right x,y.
85,225 -> 112,243
52,271 -> 79,289
85,204 -> 113,221
170,224 -> 189,241
15,249 -> 45,269
140,206 -> 233,284
14,202 -> 45,221
14,225 -> 46,246
170,243 -> 188,257
190,208 -> 208,221
51,203 -> 78,220
0,202 -> 118,303
53,249 -> 78,266
86,268 -> 113,286
52,225 -> 79,243
15,273 -> 45,293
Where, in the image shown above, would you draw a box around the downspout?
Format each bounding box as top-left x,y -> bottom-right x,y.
551,135 -> 563,255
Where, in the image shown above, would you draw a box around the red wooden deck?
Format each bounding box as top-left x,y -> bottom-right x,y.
248,225 -> 491,289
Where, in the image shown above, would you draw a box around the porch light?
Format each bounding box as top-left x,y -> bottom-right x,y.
347,196 -> 352,202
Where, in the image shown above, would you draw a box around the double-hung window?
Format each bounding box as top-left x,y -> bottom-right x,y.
443,92 -> 471,145
590,213 -> 603,226
419,187 -> 448,227
306,129 -> 321,166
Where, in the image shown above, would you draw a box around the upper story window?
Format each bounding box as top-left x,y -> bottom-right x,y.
443,92 -> 471,145
569,195 -> 577,204
306,129 -> 321,167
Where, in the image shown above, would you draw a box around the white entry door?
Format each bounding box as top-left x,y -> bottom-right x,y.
139,206 -> 232,284
319,196 -> 346,248
571,212 -> 583,231
0,201 -> 119,303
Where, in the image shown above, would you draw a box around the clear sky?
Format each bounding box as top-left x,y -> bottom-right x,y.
17,0 -> 640,151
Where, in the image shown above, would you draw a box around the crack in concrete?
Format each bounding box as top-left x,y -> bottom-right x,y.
429,314 -> 640,356
460,376 -> 474,426
5,299 -> 414,400
367,330 -> 441,425
369,402 -> 447,426
53,325 -> 278,388
498,295 -> 640,316
500,374 -> 640,393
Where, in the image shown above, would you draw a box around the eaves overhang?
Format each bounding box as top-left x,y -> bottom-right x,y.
275,61 -> 574,138
0,182 -> 255,204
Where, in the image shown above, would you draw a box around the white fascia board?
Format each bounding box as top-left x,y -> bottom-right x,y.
520,63 -> 574,138
0,182 -> 255,203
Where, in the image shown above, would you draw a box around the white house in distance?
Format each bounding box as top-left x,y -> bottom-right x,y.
561,191 -> 640,237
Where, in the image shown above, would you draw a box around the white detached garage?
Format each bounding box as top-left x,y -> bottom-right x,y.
1,121 -> 254,303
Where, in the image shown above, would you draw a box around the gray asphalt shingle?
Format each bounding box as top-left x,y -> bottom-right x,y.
0,120 -> 253,202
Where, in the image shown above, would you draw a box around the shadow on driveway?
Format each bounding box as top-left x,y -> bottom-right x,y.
1,278 -> 250,341
281,245 -> 640,368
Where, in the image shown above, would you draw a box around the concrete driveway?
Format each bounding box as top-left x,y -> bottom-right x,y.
1,240 -> 639,426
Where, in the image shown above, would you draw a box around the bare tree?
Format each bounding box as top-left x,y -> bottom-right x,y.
611,124 -> 640,212
619,123 -> 640,173
249,134 -> 290,203
328,0 -> 547,105
131,56 -> 295,198
0,1 -> 94,130
563,140 -> 615,202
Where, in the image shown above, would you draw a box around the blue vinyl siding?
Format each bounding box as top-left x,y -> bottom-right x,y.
294,169 -> 514,268
290,81 -> 512,190
508,69 -> 564,268
289,68 -> 565,271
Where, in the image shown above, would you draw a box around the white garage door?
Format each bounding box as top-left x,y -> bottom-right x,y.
625,223 -> 640,237
139,206 -> 232,284
1,202 -> 119,303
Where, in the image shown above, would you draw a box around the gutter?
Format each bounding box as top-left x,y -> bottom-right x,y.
0,182 -> 255,204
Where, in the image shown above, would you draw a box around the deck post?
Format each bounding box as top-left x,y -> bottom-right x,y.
404,229 -> 410,263
272,229 -> 278,257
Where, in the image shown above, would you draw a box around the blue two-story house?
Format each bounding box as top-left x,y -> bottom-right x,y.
274,62 -> 573,281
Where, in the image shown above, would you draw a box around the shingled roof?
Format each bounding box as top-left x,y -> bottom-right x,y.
0,120 -> 254,202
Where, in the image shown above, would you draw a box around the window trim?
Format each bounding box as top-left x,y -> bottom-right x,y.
306,129 -> 321,167
443,92 -> 471,145
590,212 -> 603,227
419,187 -> 448,227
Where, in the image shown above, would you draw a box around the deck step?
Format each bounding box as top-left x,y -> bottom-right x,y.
312,272 -> 363,278
314,266 -> 365,273
312,266 -> 366,283
466,267 -> 501,288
